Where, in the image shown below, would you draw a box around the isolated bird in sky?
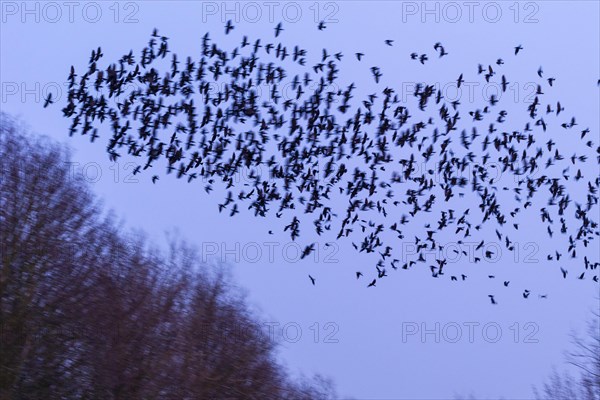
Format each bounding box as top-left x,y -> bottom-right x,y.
43,93 -> 53,108
274,22 -> 283,37
225,20 -> 234,35
433,42 -> 448,57
514,45 -> 523,55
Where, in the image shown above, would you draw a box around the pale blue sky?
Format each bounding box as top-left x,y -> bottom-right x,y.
1,1 -> 599,398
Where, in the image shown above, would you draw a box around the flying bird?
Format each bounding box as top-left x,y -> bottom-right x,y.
433,42 -> 448,57
514,44 -> 523,55
560,267 -> 568,279
274,22 -> 283,37
457,73 -> 464,88
43,93 -> 53,108
224,20 -> 234,35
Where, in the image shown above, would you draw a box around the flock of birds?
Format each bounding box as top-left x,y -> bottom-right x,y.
51,20 -> 600,303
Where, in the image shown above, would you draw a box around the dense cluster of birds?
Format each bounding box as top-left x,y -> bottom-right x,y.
53,21 -> 600,302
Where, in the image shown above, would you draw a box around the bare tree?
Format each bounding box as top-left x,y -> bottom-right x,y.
534,309 -> 600,400
1,113 -> 109,398
0,112 -> 336,399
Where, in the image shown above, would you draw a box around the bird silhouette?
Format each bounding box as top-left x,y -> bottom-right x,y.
43,93 -> 53,108
514,45 -> 523,55
274,22 -> 283,37
225,20 -> 234,35
560,267 -> 568,279
433,42 -> 448,57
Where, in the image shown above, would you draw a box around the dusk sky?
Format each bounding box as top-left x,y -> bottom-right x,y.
1,1 -> 599,398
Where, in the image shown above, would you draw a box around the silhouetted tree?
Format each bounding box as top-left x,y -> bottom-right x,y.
0,113 -> 336,399
534,309 -> 600,400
